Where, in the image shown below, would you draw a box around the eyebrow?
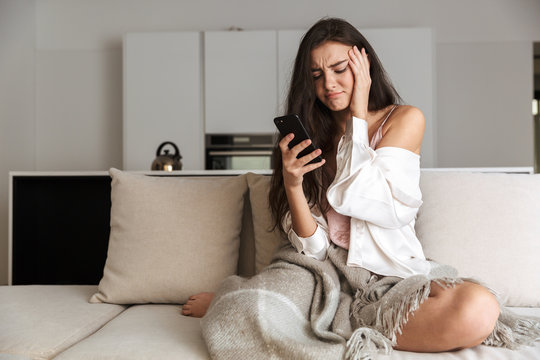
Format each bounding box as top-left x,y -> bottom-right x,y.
311,59 -> 348,72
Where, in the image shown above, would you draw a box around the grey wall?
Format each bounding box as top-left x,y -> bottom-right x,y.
1,0 -> 36,286
1,0 -> 540,284
438,42 -> 533,167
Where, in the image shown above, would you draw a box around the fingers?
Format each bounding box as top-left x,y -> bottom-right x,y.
291,139 -> 314,158
302,157 -> 326,173
348,46 -> 370,81
278,134 -> 314,160
278,133 -> 294,152
291,148 -> 326,171
279,135 -> 325,175
282,137 -> 319,163
303,148 -> 323,165
349,46 -> 368,68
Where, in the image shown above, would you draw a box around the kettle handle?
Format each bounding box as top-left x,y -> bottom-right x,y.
156,141 -> 180,157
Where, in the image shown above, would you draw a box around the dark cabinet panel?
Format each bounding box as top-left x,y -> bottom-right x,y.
12,176 -> 111,285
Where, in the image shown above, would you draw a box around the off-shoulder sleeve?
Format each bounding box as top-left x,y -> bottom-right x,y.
282,209 -> 330,261
326,116 -> 423,229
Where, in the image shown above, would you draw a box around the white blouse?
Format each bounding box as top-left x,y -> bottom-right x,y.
284,116 -> 431,278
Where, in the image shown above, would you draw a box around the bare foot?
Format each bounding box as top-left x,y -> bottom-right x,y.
181,292 -> 215,317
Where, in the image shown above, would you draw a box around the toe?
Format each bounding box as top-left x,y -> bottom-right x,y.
181,307 -> 192,316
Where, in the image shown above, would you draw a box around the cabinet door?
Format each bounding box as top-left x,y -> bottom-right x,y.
123,32 -> 203,170
204,31 -> 277,134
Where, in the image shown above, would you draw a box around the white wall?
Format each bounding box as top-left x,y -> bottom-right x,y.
2,0 -> 540,284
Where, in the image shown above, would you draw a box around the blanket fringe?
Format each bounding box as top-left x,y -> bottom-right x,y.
378,280 -> 430,343
432,277 -> 463,290
378,277 -> 462,344
483,310 -> 540,349
345,327 -> 393,360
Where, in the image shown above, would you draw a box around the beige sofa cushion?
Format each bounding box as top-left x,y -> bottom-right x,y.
54,304 -> 210,360
416,171 -> 540,307
90,169 -> 247,305
0,285 -> 125,360
246,173 -> 286,273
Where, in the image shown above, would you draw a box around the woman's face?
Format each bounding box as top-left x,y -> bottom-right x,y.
310,41 -> 355,112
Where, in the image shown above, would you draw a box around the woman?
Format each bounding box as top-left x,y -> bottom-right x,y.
186,18 -> 538,357
267,17 -> 499,352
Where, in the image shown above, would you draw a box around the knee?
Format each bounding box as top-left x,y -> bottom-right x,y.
453,282 -> 500,347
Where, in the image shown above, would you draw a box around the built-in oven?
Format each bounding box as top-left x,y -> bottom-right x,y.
205,134 -> 275,170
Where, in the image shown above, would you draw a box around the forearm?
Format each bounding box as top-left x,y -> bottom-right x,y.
285,184 -> 317,237
278,131 -> 329,260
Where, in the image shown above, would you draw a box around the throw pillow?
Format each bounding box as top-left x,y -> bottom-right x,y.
415,171 -> 540,307
89,168 -> 248,304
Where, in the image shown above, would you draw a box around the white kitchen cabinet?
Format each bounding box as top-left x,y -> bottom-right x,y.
123,32 -> 203,170
123,28 -> 435,168
204,31 -> 277,134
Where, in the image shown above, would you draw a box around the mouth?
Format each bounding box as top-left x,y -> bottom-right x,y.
326,92 -> 343,99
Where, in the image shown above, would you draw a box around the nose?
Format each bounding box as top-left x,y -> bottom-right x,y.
323,73 -> 337,91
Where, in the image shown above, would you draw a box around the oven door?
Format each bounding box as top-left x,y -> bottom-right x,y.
207,150 -> 272,170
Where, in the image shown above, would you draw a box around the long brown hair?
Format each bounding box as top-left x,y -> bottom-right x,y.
269,17 -> 402,236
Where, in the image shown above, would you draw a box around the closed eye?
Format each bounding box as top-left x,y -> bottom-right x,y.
312,66 -> 347,80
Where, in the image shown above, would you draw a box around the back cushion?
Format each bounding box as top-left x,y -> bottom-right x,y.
90,169 -> 248,304
415,171 -> 540,306
246,173 -> 287,273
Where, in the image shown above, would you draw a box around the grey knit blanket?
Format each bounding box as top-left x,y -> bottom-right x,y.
201,244 -> 540,360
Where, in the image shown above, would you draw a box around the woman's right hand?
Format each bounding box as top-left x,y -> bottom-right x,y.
348,46 -> 371,120
279,133 -> 326,188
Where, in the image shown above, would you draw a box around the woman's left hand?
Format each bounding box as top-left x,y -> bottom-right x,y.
348,46 -> 371,120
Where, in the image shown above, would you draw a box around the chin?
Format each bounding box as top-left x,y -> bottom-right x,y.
325,102 -> 349,112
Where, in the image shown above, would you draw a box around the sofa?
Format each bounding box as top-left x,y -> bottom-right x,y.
1,168 -> 540,359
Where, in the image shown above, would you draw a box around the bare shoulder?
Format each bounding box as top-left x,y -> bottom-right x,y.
388,105 -> 425,130
378,105 -> 425,154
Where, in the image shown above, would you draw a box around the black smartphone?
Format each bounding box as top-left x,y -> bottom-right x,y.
273,114 -> 323,165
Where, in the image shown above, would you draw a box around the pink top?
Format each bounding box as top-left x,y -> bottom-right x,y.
326,105 -> 398,250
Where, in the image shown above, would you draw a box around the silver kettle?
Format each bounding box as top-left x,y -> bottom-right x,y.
151,141 -> 183,171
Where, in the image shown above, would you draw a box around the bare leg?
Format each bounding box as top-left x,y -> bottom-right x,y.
394,281 -> 500,352
181,292 -> 215,318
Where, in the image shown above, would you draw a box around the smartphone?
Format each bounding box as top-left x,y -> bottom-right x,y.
273,114 -> 323,165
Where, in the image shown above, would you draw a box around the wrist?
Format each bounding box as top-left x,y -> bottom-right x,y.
284,181 -> 303,193
352,112 -> 367,120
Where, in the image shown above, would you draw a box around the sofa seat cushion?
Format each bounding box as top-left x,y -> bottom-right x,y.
53,304 -> 210,360
0,355 -> 33,359
54,306 -> 540,359
0,286 -> 126,360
